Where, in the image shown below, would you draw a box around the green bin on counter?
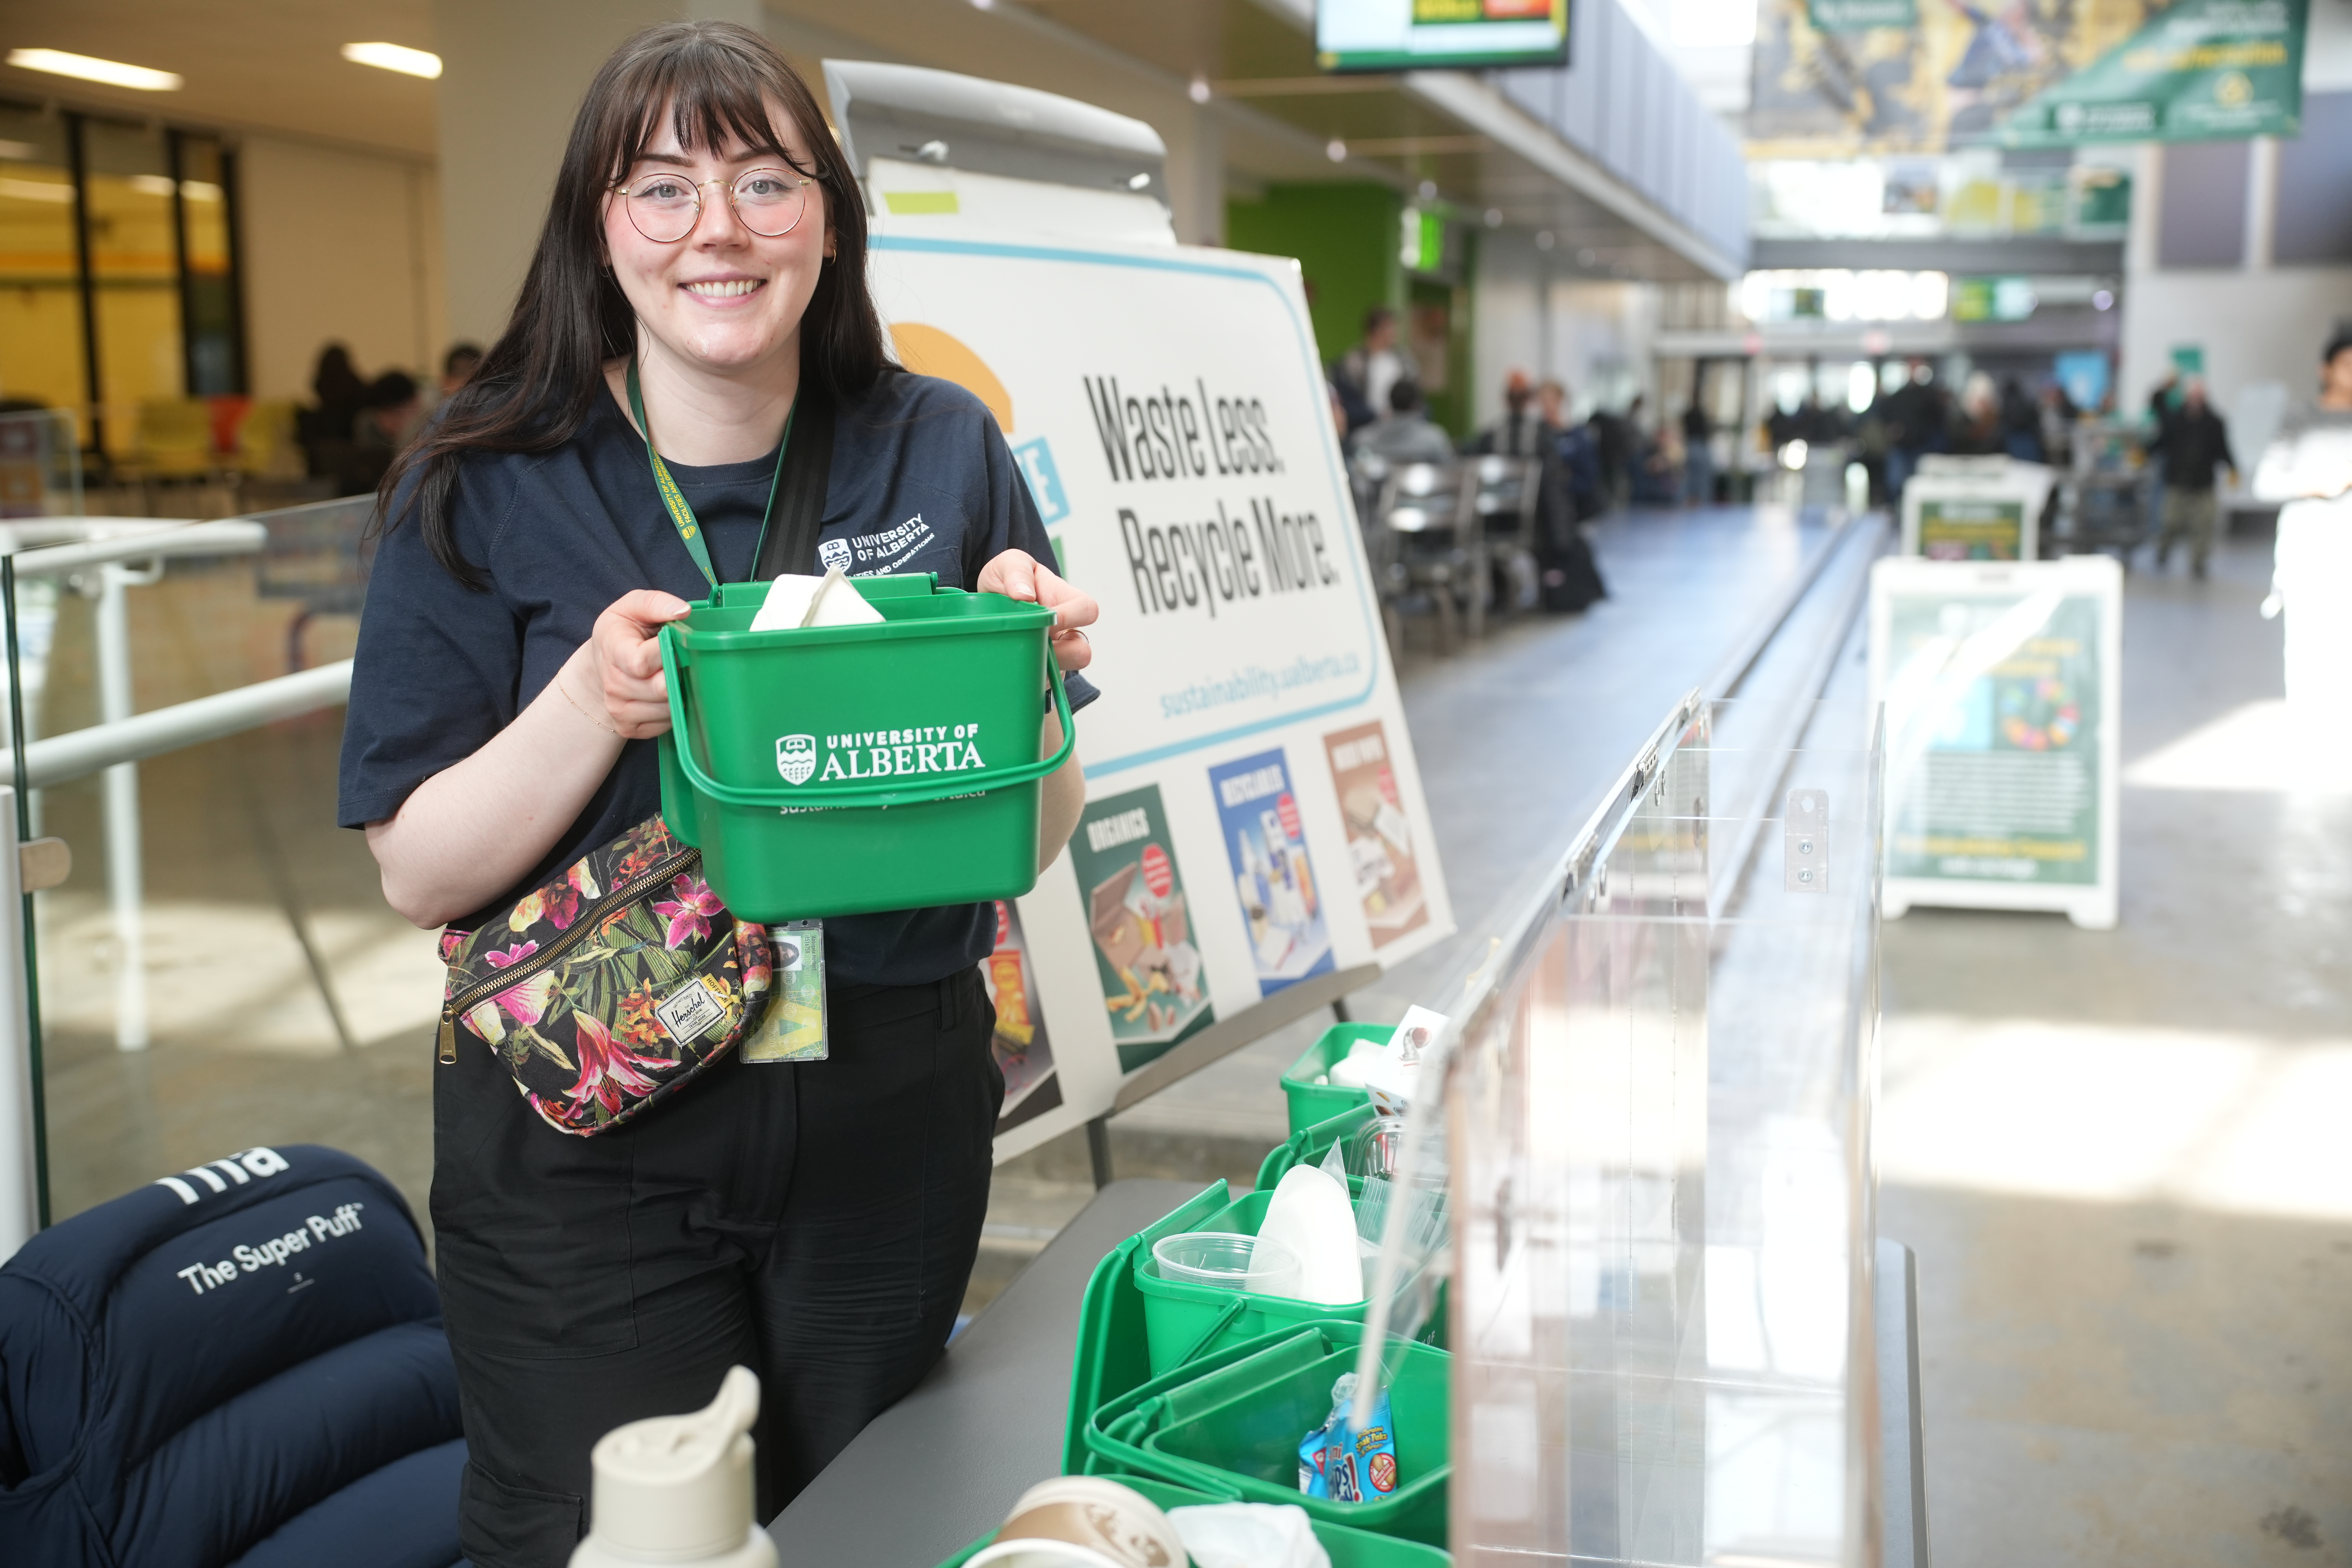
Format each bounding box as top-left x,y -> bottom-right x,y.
1134,1182 -> 1440,1375
1079,1322 -> 1452,1548
932,1474 -> 1452,1566
656,574 -> 1072,921
1280,1023 -> 1392,1135
1256,1101 -> 1383,1191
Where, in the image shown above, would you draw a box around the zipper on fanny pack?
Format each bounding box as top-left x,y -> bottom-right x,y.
437,846 -> 702,1064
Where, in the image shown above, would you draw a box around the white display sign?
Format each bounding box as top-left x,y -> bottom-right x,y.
1868,555 -> 2121,929
865,226 -> 1456,1160
1900,456 -> 2056,561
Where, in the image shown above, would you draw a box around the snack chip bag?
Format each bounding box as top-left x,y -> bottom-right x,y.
1296,1372 -> 1400,1505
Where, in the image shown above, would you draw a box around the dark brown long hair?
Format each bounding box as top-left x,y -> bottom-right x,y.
378,21 -> 888,587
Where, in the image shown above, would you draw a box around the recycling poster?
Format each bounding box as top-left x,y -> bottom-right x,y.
866,225 -> 1456,1161
1901,459 -> 2054,562
1868,556 -> 2121,929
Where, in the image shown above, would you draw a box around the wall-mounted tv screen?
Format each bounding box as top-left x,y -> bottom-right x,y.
1317,0 -> 1570,73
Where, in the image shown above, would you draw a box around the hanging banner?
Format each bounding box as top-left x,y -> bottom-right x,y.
1750,0 -> 2305,154
865,224 -> 1456,1161
1868,555 -> 2121,928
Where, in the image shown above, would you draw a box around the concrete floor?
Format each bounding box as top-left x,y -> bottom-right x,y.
28,510 -> 2347,1562
1877,534 -> 2352,1566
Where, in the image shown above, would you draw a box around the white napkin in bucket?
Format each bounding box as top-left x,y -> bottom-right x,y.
749,567 -> 884,632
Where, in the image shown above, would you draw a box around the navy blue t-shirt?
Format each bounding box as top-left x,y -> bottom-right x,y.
338,370 -> 1098,987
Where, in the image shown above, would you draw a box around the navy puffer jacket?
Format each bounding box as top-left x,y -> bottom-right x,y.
0,1144 -> 465,1567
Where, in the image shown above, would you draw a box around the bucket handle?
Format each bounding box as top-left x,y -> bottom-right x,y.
659,637 -> 1077,810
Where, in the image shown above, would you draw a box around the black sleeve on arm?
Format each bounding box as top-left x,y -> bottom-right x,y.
338,469 -> 525,829
968,403 -> 1101,715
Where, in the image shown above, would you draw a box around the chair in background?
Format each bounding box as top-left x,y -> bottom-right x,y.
1468,454 -> 1542,616
0,1144 -> 466,1567
1374,459 -> 1484,656
133,397 -> 217,486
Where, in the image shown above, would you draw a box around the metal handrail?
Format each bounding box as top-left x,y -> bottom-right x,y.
0,661 -> 352,789
8,519 -> 266,575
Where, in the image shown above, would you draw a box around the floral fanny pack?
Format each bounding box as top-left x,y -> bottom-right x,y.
435,818 -> 773,1136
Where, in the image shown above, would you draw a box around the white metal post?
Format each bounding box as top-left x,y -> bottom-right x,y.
95,563 -> 146,1050
0,786 -> 35,1261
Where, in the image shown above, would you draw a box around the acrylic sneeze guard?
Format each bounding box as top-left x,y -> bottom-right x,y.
1364,690 -> 1884,1567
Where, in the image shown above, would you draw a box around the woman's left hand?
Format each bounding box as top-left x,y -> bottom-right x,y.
980,549 -> 1098,672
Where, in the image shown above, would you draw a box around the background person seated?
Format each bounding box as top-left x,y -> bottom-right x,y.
1351,377 -> 1457,466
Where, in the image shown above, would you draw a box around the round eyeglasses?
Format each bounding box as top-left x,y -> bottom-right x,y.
609,167 -> 814,243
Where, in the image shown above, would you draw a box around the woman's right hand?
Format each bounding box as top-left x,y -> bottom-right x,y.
588,589 -> 693,739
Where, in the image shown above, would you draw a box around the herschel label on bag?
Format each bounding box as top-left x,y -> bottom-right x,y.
654,976 -> 728,1042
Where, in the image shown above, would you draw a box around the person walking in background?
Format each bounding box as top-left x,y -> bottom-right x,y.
1680,396 -> 1713,505
2254,327 -> 2352,712
1879,362 -> 1942,501
1330,306 -> 1418,439
2147,380 -> 2236,578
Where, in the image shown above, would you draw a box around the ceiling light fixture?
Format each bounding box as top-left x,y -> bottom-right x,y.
6,48 -> 182,91
1325,138 -> 1348,162
1189,76 -> 1211,105
341,42 -> 442,80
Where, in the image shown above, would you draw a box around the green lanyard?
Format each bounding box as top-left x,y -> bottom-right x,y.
627,356 -> 792,591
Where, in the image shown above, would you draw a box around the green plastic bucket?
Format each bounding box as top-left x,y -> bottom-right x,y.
1138,1186 -> 1380,1374
1281,1023 -> 1394,1135
931,1475 -> 1452,1567
1063,1183 -> 1233,1478
656,574 -> 1073,921
1256,1101 -> 1383,1191
1082,1322 -> 1452,1547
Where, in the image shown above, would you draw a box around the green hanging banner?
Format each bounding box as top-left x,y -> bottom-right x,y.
1808,0 -> 1916,33
1998,0 -> 2305,146
1753,0 -> 2308,155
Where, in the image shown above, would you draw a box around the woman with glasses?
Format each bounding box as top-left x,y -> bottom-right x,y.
339,23 -> 1098,1566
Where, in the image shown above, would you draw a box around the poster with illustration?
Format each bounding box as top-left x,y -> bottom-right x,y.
1322,720 -> 1428,948
1917,499 -> 2024,561
1209,749 -> 1335,992
1071,785 -> 1215,1073
981,899 -> 1062,1133
1868,555 -> 2121,929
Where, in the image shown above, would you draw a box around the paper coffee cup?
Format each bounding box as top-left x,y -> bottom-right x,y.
964,1476 -> 1186,1568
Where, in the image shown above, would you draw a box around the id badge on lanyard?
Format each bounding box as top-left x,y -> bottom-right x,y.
744,920 -> 828,1063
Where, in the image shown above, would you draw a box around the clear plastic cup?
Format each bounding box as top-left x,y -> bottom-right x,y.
1151,1231 -> 1302,1296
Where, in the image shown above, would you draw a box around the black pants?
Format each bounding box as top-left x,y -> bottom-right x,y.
432,968 -> 1000,1568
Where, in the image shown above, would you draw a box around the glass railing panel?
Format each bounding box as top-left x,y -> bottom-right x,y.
2,498 -> 437,1234
1437,696 -> 1883,1568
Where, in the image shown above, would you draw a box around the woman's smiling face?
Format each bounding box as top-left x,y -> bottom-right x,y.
602,99 -> 832,377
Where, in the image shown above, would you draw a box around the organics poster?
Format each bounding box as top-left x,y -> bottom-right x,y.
1208,749 -> 1334,993
981,899 -> 1062,1133
1322,720 -> 1428,948
1070,785 -> 1215,1073
1917,499 -> 2025,560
